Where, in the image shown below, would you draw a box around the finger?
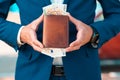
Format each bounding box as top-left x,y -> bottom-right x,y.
65,45 -> 81,52
32,40 -> 44,52
69,40 -> 82,47
65,40 -> 82,52
33,39 -> 44,48
67,13 -> 79,26
32,14 -> 44,26
67,13 -> 82,30
36,14 -> 44,24
32,44 -> 43,52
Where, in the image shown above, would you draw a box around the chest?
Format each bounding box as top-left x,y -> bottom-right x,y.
16,0 -> 96,24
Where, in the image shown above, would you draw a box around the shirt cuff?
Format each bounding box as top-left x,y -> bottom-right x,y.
17,26 -> 25,46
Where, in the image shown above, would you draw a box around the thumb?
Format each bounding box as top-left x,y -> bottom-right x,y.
69,40 -> 81,47
67,13 -> 79,26
29,14 -> 44,31
32,14 -> 44,26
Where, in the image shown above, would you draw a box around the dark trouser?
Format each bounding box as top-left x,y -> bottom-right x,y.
49,75 -> 67,80
49,65 -> 67,80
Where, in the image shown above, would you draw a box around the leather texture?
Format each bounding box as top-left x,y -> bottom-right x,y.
0,0 -> 120,80
43,15 -> 69,48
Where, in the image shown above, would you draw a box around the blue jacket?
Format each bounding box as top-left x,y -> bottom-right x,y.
0,0 -> 120,80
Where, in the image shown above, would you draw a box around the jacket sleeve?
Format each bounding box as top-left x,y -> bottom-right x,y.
0,0 -> 21,51
90,0 -> 120,48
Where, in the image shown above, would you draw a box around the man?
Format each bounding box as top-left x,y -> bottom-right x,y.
0,0 -> 120,80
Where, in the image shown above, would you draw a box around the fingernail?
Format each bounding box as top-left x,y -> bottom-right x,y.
40,44 -> 43,47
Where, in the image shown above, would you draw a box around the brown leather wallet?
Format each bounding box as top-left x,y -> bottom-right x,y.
43,15 -> 69,48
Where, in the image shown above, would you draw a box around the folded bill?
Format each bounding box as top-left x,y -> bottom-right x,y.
41,48 -> 66,58
43,3 -> 67,15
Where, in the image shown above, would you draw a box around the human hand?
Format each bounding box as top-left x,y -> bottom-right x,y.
20,14 -> 44,52
66,13 -> 93,52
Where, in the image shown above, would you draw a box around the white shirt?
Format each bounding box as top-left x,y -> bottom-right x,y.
17,26 -> 63,65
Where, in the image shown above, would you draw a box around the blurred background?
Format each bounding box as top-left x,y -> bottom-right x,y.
0,1 -> 120,80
